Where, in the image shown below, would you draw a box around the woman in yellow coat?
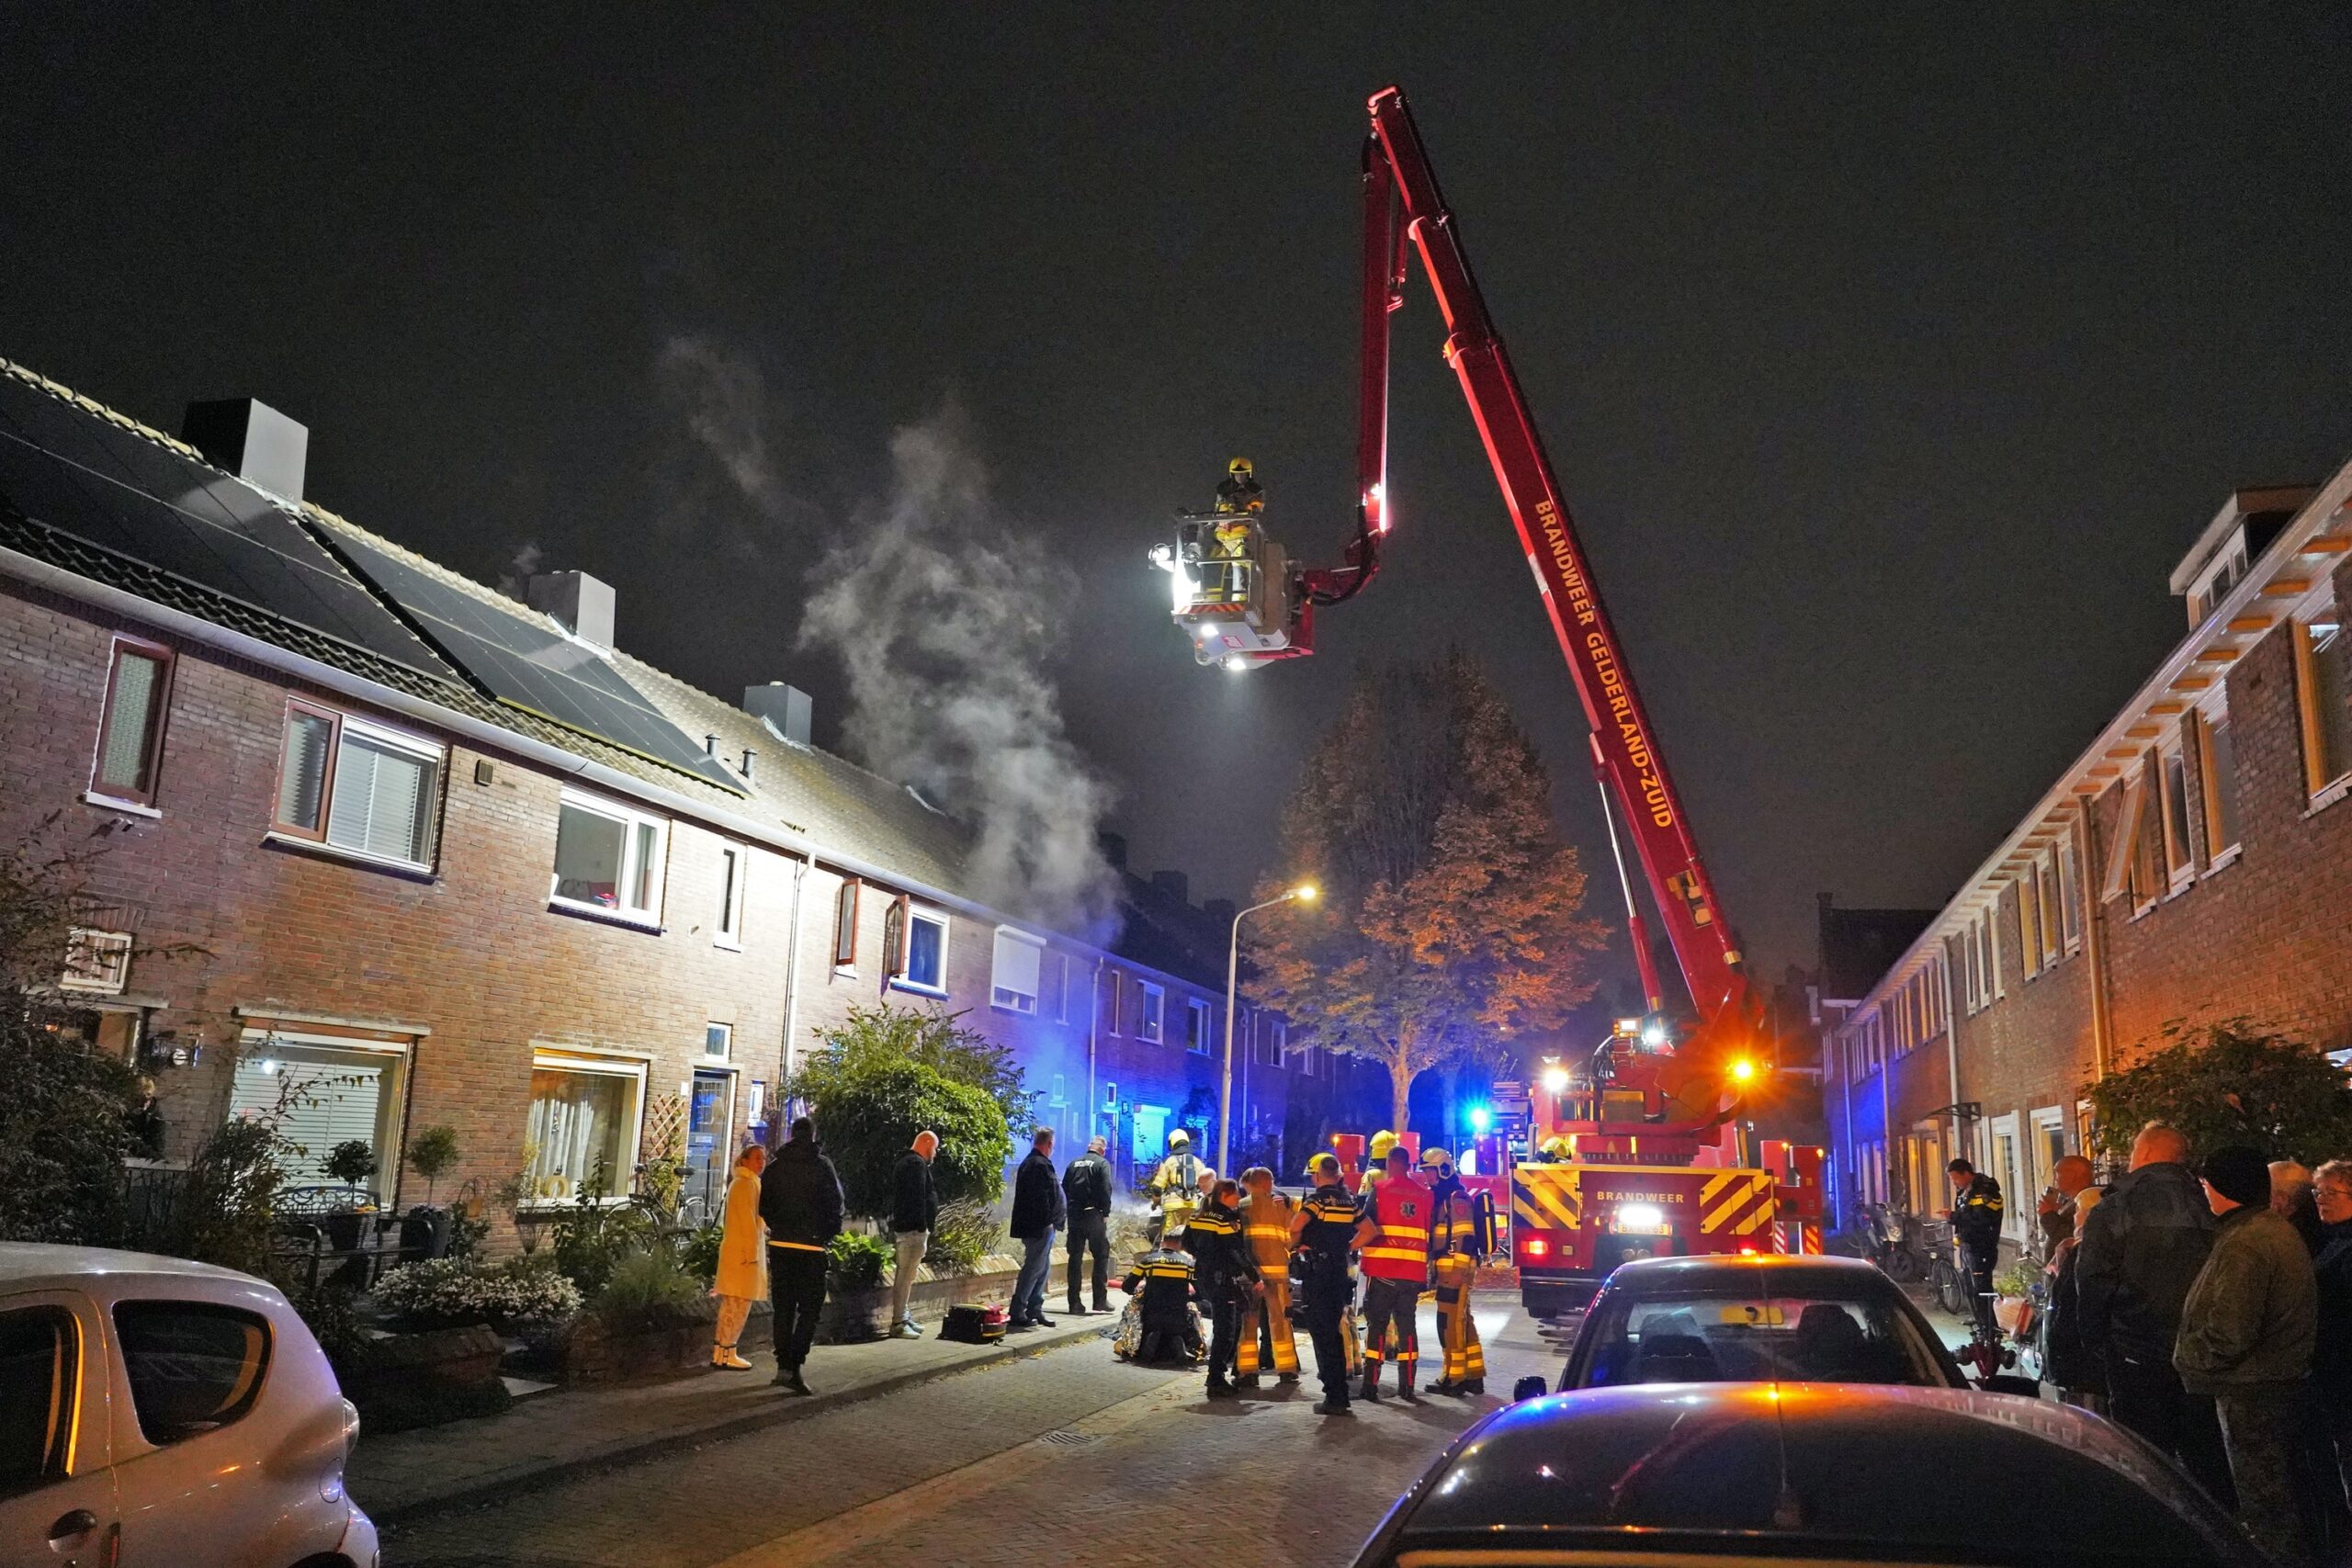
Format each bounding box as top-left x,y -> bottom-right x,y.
712,1144 -> 769,1369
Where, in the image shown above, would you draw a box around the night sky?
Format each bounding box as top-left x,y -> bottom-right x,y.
7,6 -> 2350,995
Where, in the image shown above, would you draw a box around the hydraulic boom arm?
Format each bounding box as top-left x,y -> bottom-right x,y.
1359,85 -> 1743,1021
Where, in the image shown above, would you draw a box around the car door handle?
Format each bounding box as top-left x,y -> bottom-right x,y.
47,1508 -> 97,1543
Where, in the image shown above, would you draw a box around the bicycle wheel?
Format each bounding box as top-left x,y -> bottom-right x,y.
1939,1261 -> 1972,1318
1883,1247 -> 1921,1283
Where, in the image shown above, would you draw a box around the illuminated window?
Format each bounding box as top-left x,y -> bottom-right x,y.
2018,878 -> 2041,980
525,1050 -> 646,1202
90,636 -> 173,807
2196,711 -> 2243,861
2294,619 -> 2352,797
551,790 -> 665,920
887,901 -> 948,995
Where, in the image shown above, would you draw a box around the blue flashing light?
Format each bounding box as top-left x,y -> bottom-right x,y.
1468,1106 -> 1492,1134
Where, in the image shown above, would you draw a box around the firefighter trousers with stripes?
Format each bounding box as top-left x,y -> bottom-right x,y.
1360,1277 -> 1420,1373
1237,1277 -> 1298,1376
1432,1253 -> 1485,1384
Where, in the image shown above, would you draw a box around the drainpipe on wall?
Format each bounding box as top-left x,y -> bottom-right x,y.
779,851 -> 810,1103
1088,955 -> 1103,1171
2076,799 -> 2114,1086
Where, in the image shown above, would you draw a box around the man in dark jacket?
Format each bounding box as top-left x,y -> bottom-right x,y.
888,1129 -> 939,1339
1945,1156 -> 2004,1337
1062,1134 -> 1114,1315
2177,1145 -> 2319,1565
2039,1154 -> 2103,1405
2075,1123 -> 2230,1502
1008,1127 -> 1065,1329
759,1116 -> 845,1396
2310,1161 -> 2352,1557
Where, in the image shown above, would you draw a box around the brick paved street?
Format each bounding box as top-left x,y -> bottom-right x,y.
381,1292 -> 1550,1568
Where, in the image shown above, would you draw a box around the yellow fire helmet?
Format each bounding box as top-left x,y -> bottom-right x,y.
1228,457 -> 1254,477
1539,1134 -> 1572,1157
1368,1130 -> 1399,1162
1168,1129 -> 1191,1150
1306,1152 -> 1340,1179
1419,1147 -> 1453,1172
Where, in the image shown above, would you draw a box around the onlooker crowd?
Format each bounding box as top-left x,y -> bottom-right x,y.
2037,1122 -> 2350,1566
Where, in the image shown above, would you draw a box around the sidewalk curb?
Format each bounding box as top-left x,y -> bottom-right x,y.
369,1319 -> 1112,1530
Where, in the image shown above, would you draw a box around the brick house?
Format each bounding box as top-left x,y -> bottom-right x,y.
0,358 -> 1378,1229
1820,472 -> 2352,1247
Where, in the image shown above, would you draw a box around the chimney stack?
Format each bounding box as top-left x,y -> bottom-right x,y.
526,570 -> 616,650
741,682 -> 812,745
183,399 -> 309,501
1098,830 -> 1128,870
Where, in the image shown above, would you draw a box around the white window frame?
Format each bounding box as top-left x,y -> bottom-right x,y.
270,702 -> 447,874
2055,839 -> 2083,952
2294,608 -> 2352,809
549,788 -> 669,926
233,1026 -> 413,1206
1987,1111 -> 2025,1243
61,927 -> 133,995
891,904 -> 951,997
524,1047 -> 648,1207
1047,952 -> 1070,1023
1138,982 -> 1166,1043
2193,704 -> 2244,872
714,844 -> 746,949
1186,998 -> 1213,1055
2157,744 -> 2197,895
990,925 -> 1044,1015
705,1021 -> 732,1061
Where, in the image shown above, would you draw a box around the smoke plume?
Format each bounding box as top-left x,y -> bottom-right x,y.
798,404 -> 1118,939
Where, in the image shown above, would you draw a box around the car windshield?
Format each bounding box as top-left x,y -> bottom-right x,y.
1576,1289 -> 1948,1387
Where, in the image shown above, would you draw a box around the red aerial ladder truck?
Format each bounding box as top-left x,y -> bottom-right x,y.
1162,85 -> 1823,1314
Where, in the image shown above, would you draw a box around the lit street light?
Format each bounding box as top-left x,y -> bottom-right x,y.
1219,882 -> 1317,1173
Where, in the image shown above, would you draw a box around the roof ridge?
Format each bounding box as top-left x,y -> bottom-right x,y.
1,357 -> 215,466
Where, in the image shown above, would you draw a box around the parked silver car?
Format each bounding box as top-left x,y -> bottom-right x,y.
0,1244 -> 378,1568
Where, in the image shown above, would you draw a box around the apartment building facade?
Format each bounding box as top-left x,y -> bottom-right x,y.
1824,473 -> 2352,1247
0,357 -> 1364,1228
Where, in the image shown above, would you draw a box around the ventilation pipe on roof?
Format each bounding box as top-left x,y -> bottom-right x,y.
182,399 -> 309,502
741,682 -> 812,746
704,733 -> 719,757
526,571 -> 616,650
741,748 -> 758,784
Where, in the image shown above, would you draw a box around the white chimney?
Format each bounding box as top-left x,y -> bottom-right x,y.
182,399 -> 309,501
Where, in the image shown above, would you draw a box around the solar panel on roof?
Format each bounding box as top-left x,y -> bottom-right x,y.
0,374 -> 456,680
321,525 -> 744,793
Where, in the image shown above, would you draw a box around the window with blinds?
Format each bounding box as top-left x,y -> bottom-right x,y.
991,927 -> 1042,1013
273,700 -> 443,870
91,637 -> 173,806
228,1050 -> 388,1190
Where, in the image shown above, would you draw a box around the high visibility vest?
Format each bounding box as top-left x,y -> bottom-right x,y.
1362,1174 -> 1432,1281
1241,1192 -> 1295,1269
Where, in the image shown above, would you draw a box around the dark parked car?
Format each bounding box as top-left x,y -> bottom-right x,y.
1351,1382 -> 2264,1567
1557,1252 -> 1973,1391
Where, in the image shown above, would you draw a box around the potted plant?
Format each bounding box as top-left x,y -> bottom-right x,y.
401,1124 -> 461,1260
322,1139 -> 379,1253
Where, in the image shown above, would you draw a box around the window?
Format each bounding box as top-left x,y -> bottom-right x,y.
113,1302 -> 269,1446
2035,852 -> 2062,966
2160,750 -> 2195,886
991,926 -> 1043,1014
2018,882 -> 2041,979
61,927 -> 132,994
90,636 -> 173,807
550,790 -> 666,920
228,1036 -> 407,1196
2101,773 -> 2163,911
832,879 -> 860,968
1987,908 -> 2004,999
1104,971 -> 1124,1035
2294,619 -> 2352,798
888,903 -> 947,994
705,1022 -> 731,1060
0,1306 -> 76,1498
1186,998 -> 1213,1055
2055,840 -> 2082,950
1044,952 -> 1069,1023
1138,982 -> 1165,1043
715,845 -> 745,947
274,702 -> 444,870
526,1051 -> 646,1202
2196,711 -> 2244,862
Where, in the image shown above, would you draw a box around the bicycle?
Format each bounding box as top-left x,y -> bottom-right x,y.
1922,1220 -> 1973,1319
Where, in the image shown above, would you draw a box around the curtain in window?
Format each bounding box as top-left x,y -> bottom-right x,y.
527,1068 -> 630,1199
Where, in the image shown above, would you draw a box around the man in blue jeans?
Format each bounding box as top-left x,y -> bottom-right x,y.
1008,1127 -> 1065,1329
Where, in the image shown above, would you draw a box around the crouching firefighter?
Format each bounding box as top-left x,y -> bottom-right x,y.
1356,1142 -> 1431,1403
1235,1166 -> 1300,1384
1420,1147 -> 1491,1395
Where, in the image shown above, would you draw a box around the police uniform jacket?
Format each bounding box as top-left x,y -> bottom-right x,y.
1184,1200 -> 1261,1303
1295,1182 -> 1360,1288
1124,1245 -> 1196,1332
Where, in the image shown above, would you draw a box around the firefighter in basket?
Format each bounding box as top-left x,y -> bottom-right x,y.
1420,1146 -> 1491,1394
1149,1129 -> 1208,1244
1235,1166 -> 1300,1385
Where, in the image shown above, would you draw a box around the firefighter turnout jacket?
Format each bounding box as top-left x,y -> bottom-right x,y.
1361,1174 -> 1434,1282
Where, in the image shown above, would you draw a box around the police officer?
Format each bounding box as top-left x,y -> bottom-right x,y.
1292,1152 -> 1361,1416
1947,1156 -> 2005,1338
1236,1166 -> 1300,1385
1421,1147 -> 1489,1394
1184,1178 -> 1261,1398
1120,1228 -> 1202,1365
1357,1143 -> 1432,1402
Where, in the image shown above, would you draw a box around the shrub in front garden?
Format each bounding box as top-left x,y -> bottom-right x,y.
378,1256 -> 583,1330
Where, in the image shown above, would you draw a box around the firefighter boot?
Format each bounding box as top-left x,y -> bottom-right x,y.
1360,1361 -> 1383,1403
1398,1362 -> 1419,1403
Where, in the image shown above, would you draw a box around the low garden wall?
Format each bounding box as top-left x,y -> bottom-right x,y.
338,1323 -> 511,1433
816,1249 -> 1040,1342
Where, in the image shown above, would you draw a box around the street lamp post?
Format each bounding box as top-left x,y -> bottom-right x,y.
1219,883 -> 1316,1175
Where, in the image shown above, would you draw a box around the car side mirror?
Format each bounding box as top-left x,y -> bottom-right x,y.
1511,1374 -> 1550,1403
1976,1374 -> 2041,1397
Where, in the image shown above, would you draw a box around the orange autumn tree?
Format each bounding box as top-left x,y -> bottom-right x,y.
1245,650 -> 1604,1131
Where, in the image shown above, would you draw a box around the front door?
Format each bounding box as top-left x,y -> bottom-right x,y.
684,1070 -> 735,1216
